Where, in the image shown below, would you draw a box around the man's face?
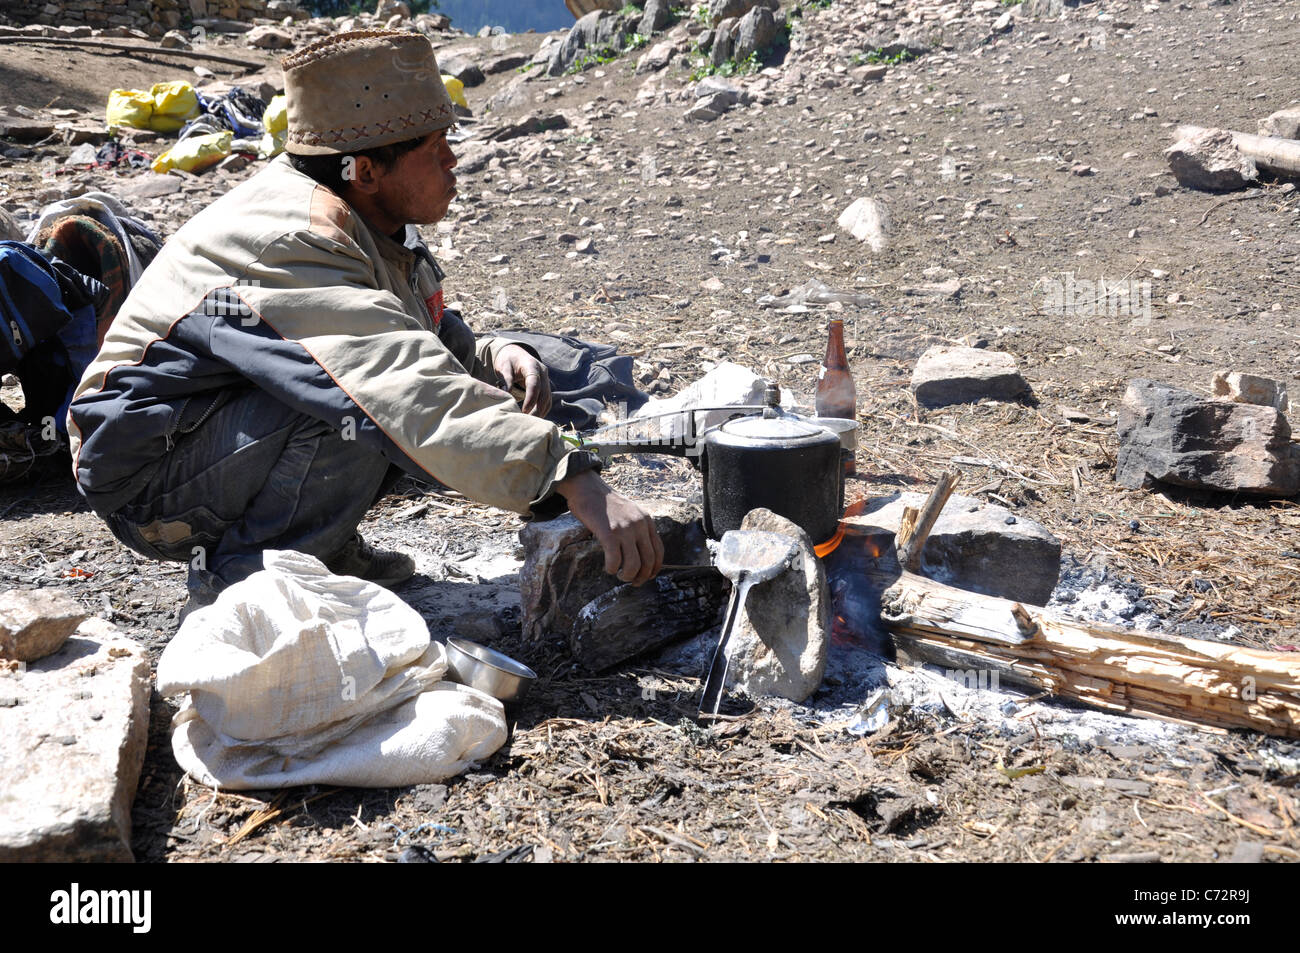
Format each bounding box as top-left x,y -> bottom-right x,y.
370,128 -> 458,228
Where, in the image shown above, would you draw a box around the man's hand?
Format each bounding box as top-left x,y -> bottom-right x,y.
493,344 -> 552,418
555,469 -> 664,586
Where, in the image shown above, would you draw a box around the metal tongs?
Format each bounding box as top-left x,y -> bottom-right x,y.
698,529 -> 801,721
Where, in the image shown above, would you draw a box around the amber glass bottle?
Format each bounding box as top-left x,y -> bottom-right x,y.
815,317 -> 857,476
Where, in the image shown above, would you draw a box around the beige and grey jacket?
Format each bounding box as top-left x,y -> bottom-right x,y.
69,154 -> 588,518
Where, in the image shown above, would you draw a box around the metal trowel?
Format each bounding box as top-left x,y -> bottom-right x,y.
698,529 -> 801,720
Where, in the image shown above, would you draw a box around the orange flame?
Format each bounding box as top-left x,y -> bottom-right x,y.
813,499 -> 868,558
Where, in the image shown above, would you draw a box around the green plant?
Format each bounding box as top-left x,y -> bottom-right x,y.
692,2 -> 710,25
689,50 -> 760,82
863,46 -> 918,65
619,2 -> 643,15
626,32 -> 650,51
565,47 -> 622,74
515,61 -> 537,74
1000,0 -> 1023,5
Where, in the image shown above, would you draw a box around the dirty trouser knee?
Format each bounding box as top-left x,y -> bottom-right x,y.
106,387 -> 392,588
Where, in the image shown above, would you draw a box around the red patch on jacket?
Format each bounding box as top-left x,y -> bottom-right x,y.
425,289 -> 444,331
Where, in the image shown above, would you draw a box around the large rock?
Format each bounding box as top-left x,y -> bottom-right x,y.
520,501 -> 722,670
844,493 -> 1062,606
245,25 -> 294,49
639,0 -> 673,35
837,196 -> 890,252
1258,107 -> 1300,140
0,589 -> 87,663
439,52 -> 485,88
548,10 -> 627,75
1116,379 -> 1300,496
636,39 -> 676,74
707,0 -> 778,27
1211,370 -> 1290,412
1165,128 -> 1258,192
710,17 -> 737,65
727,509 -> 829,704
733,5 -> 779,61
911,345 -> 1028,407
0,617 -> 150,861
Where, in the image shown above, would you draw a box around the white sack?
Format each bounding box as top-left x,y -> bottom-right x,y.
156,550 -> 507,789
632,361 -> 794,437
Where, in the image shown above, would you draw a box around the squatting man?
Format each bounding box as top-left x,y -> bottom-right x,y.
68,30 -> 664,612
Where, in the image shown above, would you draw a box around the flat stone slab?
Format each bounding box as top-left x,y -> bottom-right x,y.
911,345 -> 1028,407
843,492 -> 1061,606
0,588 -> 88,663
0,617 -> 150,862
1117,379 -> 1300,496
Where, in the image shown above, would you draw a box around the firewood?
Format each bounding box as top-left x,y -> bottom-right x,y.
1175,124 -> 1300,178
868,566 -> 1300,738
868,469 -> 1300,737
895,469 -> 959,573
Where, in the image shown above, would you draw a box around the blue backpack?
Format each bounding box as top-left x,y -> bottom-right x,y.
0,240 -> 105,432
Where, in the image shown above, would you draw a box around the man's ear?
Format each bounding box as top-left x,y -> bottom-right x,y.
341,154 -> 382,195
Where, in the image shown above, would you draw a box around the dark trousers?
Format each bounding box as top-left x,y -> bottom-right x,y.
105,387 -> 394,596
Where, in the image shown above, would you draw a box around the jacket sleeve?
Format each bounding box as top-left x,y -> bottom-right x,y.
213,227 -> 581,515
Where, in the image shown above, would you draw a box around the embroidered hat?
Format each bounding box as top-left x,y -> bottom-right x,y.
282,30 -> 455,156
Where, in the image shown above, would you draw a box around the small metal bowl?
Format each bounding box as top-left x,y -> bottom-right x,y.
444,638 -> 537,706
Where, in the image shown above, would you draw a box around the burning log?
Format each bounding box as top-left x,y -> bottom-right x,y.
836,474 -> 1300,739
878,574 -> 1300,738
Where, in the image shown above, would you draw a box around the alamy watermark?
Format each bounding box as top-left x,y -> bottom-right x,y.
202,279 -> 262,326
1037,273 -> 1152,321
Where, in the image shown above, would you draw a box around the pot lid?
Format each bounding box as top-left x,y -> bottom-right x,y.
709,414 -> 838,448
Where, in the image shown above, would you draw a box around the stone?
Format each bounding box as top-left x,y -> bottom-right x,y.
707,0 -> 778,27
1165,128 -> 1258,192
837,196 -> 890,251
710,17 -> 736,65
520,501 -> 721,671
636,39 -> 676,74
843,494 -> 1062,606
0,208 -> 21,243
1258,107 -> 1300,140
0,589 -> 88,663
548,10 -> 626,76
911,345 -> 1028,407
115,173 -> 184,200
639,0 -> 672,36
245,25 -> 293,49
1023,0 -> 1064,16
160,28 -> 191,49
482,51 -> 530,75
1116,379 -> 1300,496
725,509 -> 828,704
483,111 -> 568,143
375,0 -> 410,20
485,76 -> 533,114
64,142 -> 98,166
1211,371 -> 1290,412
439,52 -> 485,88
992,10 -> 1014,32
454,141 -> 508,174
0,116 -> 55,142
0,617 -> 150,861
733,5 -> 779,62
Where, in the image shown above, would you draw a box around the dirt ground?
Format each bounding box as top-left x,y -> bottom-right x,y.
2,0 -> 1299,863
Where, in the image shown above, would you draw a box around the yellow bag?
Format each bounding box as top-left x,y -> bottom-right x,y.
148,81 -> 200,133
106,88 -> 154,130
151,131 -> 232,174
441,74 -> 467,110
258,94 -> 287,158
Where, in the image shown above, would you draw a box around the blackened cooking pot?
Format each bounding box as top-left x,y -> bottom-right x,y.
700,412 -> 844,543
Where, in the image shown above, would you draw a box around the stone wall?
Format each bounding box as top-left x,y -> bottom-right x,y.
2,0 -> 267,33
